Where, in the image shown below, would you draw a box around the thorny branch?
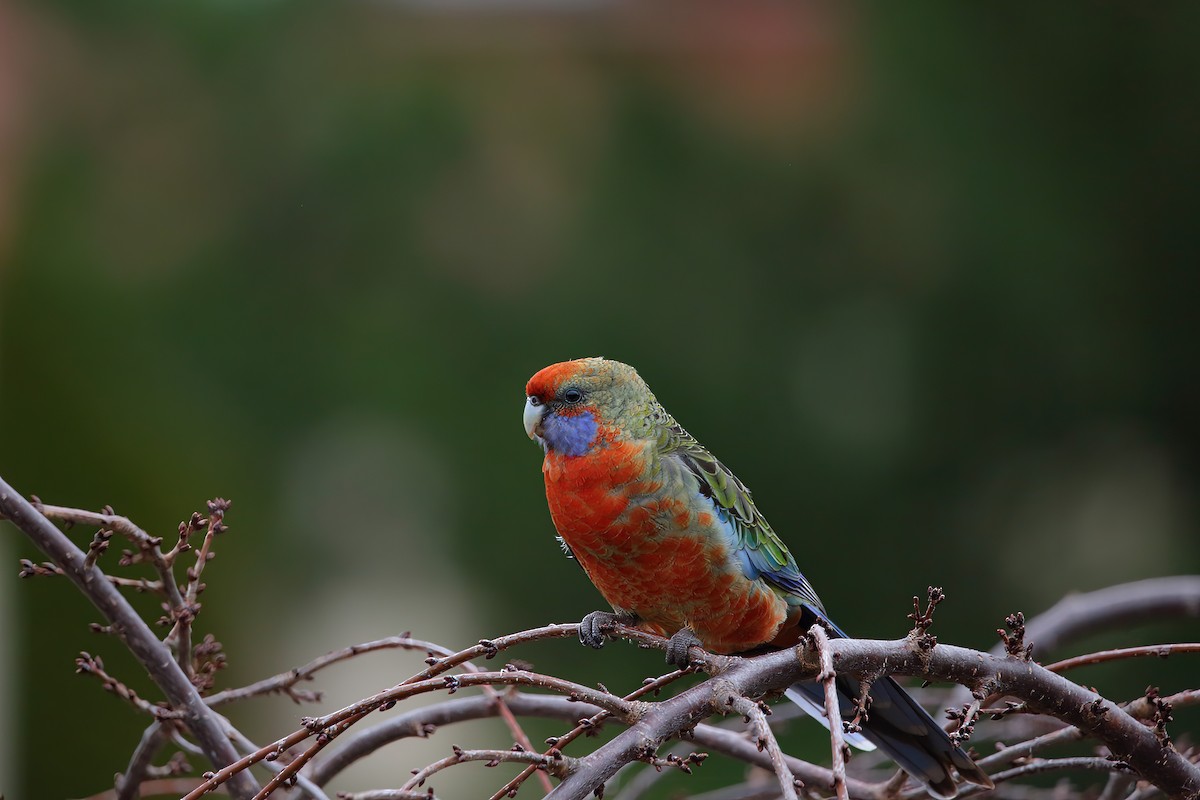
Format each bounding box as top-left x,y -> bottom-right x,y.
6,483 -> 1200,800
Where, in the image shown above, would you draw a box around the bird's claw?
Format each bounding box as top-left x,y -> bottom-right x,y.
665,627 -> 704,668
579,611 -> 634,649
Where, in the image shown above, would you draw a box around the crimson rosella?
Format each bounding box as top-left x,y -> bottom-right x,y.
523,357 -> 993,799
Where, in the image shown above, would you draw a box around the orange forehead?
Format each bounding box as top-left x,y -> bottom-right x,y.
525,360 -> 584,399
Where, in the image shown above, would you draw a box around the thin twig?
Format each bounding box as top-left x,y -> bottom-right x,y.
404,745 -> 574,792
174,499 -> 229,680
984,756 -> 1134,783
943,575 -> 1200,715
728,696 -> 798,800
611,742 -> 695,800
975,687 -> 1200,776
207,635 -> 429,706
336,791 -> 435,800
19,558 -> 164,593
1045,643 -> 1200,674
810,624 -> 849,800
74,651 -> 181,719
223,718 -> 332,800
487,667 -> 689,800
255,666 -> 630,792
306,690 -> 855,796
252,710 -> 370,800
310,694 -> 563,787
946,698 -> 982,745
307,669 -> 638,735
114,721 -> 170,800
31,502 -> 187,614
688,718 -> 873,797
1019,577 -> 1200,656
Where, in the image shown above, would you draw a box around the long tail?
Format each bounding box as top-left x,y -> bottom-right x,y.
788,614 -> 993,799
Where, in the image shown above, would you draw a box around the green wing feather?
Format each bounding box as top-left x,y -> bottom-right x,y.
650,406 -> 825,613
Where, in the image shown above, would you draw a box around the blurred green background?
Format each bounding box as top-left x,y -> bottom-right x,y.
2,1 -> 1198,798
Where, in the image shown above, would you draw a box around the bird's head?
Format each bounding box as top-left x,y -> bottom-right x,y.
523,357 -> 653,456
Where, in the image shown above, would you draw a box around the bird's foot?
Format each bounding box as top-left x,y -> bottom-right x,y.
665,627 -> 704,668
579,610 -> 638,649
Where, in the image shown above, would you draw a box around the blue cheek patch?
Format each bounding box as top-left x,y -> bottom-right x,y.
543,411 -> 599,457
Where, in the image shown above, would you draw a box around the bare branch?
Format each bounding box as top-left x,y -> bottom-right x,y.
984,757 -> 1134,785
687,720 -> 875,798
0,477 -> 260,799
1045,643 -> 1200,674
32,501 -> 188,619
186,664 -> 644,799
252,710 -> 369,800
546,628 -> 1200,799
19,557 -> 164,592
306,668 -> 640,734
306,690 -> 864,798
206,635 -> 427,707
74,651 -> 181,719
946,575 -> 1200,714
221,716 -> 332,800
945,699 -> 982,745
907,586 -> 945,649
487,667 -> 690,800
310,694 -> 560,787
115,721 -> 170,800
998,611 -> 1034,661
209,633 -> 556,793
1016,576 -> 1200,656
811,623 -> 850,800
174,498 -> 230,680
976,688 -> 1200,777
728,696 -> 798,800
825,639 -> 1200,798
336,791 -> 435,800
404,744 -> 575,792
83,527 -> 113,570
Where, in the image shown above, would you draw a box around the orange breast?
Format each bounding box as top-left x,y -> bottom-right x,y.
543,441 -> 789,654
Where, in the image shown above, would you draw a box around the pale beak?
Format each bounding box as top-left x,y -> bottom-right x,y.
523,397 -> 546,441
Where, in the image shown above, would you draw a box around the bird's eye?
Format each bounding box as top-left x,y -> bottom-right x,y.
528,395 -> 541,406
562,388 -> 584,404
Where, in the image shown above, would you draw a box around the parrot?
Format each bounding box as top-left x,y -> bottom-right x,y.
523,357 -> 993,799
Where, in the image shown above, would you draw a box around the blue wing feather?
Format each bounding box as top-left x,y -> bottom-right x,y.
651,410 -> 824,611
705,491 -> 825,613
